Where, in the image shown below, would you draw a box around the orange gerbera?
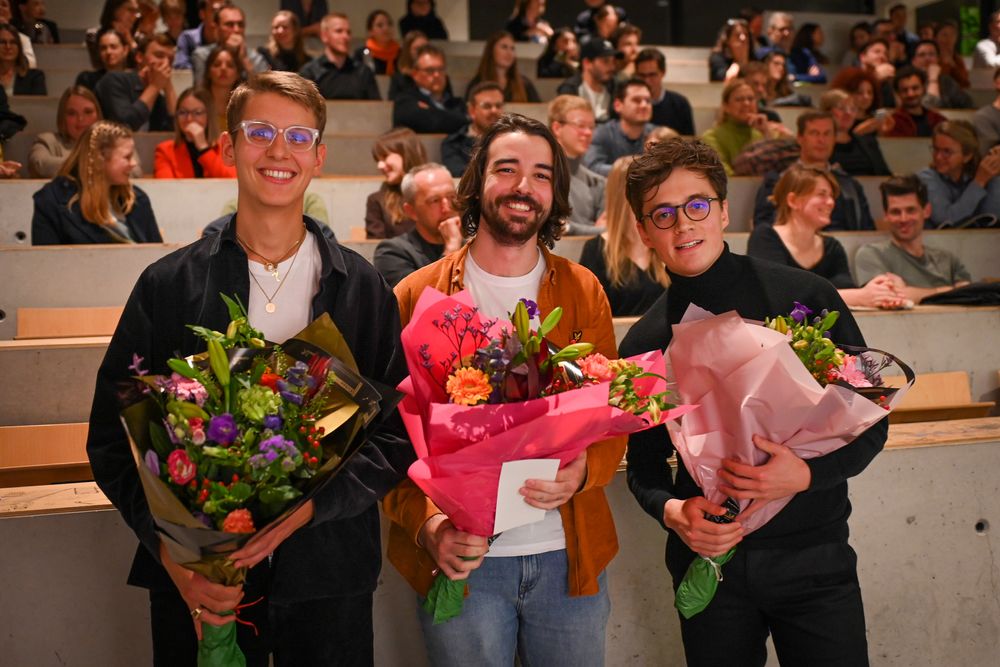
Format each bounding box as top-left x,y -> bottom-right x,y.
222,508 -> 256,533
446,367 -> 493,406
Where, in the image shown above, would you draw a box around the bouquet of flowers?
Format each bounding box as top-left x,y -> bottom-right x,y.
397,288 -> 696,623
665,302 -> 913,619
120,295 -> 399,666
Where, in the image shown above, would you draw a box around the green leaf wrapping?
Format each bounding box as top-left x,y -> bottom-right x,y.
674,548 -> 736,620
197,616 -> 246,667
422,572 -> 467,625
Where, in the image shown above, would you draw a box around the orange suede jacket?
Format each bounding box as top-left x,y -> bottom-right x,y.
153,139 -> 236,179
383,243 -> 626,598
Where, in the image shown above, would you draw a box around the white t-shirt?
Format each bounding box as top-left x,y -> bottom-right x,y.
246,231 -> 322,343
463,247 -> 567,558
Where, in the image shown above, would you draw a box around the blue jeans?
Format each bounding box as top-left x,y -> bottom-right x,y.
417,549 -> 610,667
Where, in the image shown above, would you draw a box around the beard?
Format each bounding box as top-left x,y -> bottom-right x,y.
479,194 -> 548,246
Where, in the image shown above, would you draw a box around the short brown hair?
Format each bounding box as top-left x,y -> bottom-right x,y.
880,174 -> 928,208
771,164 -> 840,225
547,94 -> 593,126
626,138 -> 727,222
226,71 -> 327,137
796,110 -> 834,135
456,113 -> 570,249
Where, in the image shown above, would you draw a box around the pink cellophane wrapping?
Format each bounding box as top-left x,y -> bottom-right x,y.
398,287 -> 696,536
666,305 -> 903,535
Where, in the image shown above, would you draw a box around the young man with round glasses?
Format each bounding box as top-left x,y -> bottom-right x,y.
619,138 -> 887,666
87,71 -> 413,665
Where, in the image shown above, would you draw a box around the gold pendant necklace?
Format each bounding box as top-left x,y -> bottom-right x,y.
247,236 -> 304,313
236,225 -> 306,282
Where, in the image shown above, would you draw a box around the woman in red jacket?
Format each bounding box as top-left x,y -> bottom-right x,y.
153,87 -> 235,179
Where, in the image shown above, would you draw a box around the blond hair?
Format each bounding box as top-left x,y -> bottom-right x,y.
58,121 -> 136,232
604,156 -> 670,289
547,94 -> 593,126
226,71 -> 328,137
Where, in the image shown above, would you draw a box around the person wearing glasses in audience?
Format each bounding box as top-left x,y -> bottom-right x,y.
442,81 -> 505,177
299,12 -> 380,100
549,94 -> 606,234
154,87 -> 236,178
620,137 -> 886,667
0,20 -> 44,95
87,71 -> 413,664
191,4 -> 268,84
392,44 -> 467,134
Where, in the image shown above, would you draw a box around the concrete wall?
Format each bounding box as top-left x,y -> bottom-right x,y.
3,434 -> 1000,666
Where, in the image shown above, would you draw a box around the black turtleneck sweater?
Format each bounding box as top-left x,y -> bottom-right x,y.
619,245 -> 888,558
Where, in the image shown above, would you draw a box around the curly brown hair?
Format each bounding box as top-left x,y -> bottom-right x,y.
456,113 -> 570,249
626,138 -> 728,222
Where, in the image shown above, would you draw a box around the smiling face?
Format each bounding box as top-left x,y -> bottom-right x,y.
221,92 -> 325,212
884,192 -> 929,243
615,83 -> 652,126
830,101 -> 857,133
788,176 -> 836,230
376,151 -> 405,184
468,88 -> 504,133
369,12 -> 394,44
479,131 -> 554,247
636,167 -> 729,277
617,33 -> 640,64
271,13 -> 295,50
723,83 -> 757,125
551,107 -> 595,159
321,16 -> 351,58
912,43 -> 939,70
931,133 -> 969,179
63,94 -> 99,142
896,74 -> 925,112
104,137 -> 137,186
852,80 -> 875,113
860,42 -> 888,67
493,35 -> 516,70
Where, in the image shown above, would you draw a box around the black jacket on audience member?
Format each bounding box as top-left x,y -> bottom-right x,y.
831,134 -> 892,177
12,68 -> 47,95
298,54 -> 381,100
373,228 -> 445,287
651,90 -> 695,136
75,69 -> 108,92
620,244 -> 887,567
578,235 -> 666,317
31,176 -> 162,245
441,125 -> 476,177
392,87 -> 467,135
95,71 -> 173,131
399,12 -> 448,41
753,164 -> 875,231
746,224 -> 856,288
86,216 -> 414,598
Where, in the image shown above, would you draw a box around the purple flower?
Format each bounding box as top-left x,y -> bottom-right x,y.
144,450 -> 160,476
192,512 -> 214,528
162,418 -> 181,445
250,435 -> 299,470
129,353 -> 148,376
790,302 -> 813,323
285,361 -> 309,387
263,415 -> 283,430
207,414 -> 238,444
280,389 -> 304,405
520,298 -> 539,319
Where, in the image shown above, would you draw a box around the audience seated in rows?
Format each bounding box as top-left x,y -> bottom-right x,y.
584,77 -> 654,176
911,39 -> 973,109
28,85 -> 143,179
934,20 -> 969,89
373,162 -> 462,287
76,27 -> 131,92
754,111 -> 875,230
789,23 -> 828,84
856,175 -> 972,302
466,30 -> 540,103
0,0 -> 34,67
399,0 -> 447,41
819,89 -> 891,177
299,12 -> 378,100
32,120 -> 161,245
709,18 -> 753,83
701,78 -> 789,176
392,44 -> 465,134
441,81 -> 503,177
366,127 -> 426,239
856,40 -> 896,106
918,120 -> 1000,228
578,155 -> 667,316
202,45 -> 245,131
96,33 -> 176,132
884,66 -> 946,138
831,67 -> 893,137
548,94 -> 605,234
974,10 -> 1000,69
760,51 -> 811,106
557,37 -> 616,123
388,29 -> 433,100
887,3 -> 919,55
258,9 -> 309,73
192,4 -> 266,85
973,68 -> 1000,155
611,23 -> 640,83
174,0 -> 219,70
154,86 -> 234,178
536,26 -> 577,79
282,0 -> 326,39
748,164 -> 904,309
86,1 -> 140,70
841,21 -> 870,68
580,3 -> 620,46
574,0 -> 625,42
872,19 -> 908,68
631,48 -> 692,135
506,0 -> 552,45
14,0 -> 58,44
131,0 -> 160,45
354,10 -> 399,76
756,11 -> 793,60
740,6 -> 766,50
159,0 -> 186,44
0,20 -> 44,94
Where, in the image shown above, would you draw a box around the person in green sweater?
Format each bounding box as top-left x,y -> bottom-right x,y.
702,78 -> 790,174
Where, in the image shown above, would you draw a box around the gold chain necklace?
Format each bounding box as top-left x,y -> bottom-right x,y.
236,225 -> 306,282
247,240 -> 304,313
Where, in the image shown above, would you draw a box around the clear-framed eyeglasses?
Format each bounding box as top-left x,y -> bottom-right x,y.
234,120 -> 320,152
641,196 -> 721,230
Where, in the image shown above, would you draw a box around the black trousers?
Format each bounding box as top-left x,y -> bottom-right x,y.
666,539 -> 869,667
148,561 -> 374,666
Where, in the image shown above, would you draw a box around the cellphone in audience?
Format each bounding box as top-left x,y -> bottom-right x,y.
874,108 -> 890,121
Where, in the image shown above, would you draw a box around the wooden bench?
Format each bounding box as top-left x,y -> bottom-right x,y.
884,371 -> 996,424
16,307 -> 123,339
0,422 -> 91,488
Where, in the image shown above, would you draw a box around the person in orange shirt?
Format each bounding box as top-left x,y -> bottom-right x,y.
154,87 -> 235,178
